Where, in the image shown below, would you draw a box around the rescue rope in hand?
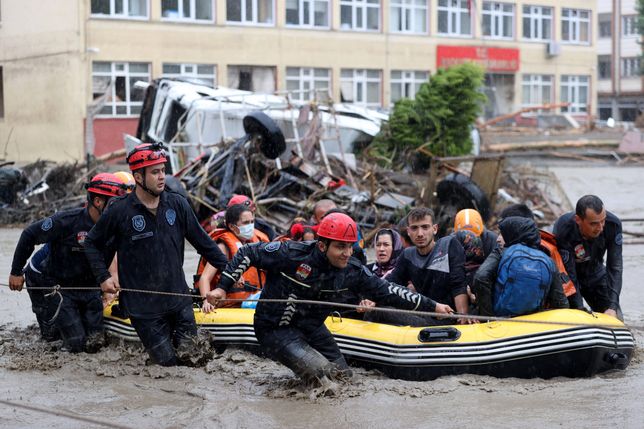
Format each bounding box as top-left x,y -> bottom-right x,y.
0,398 -> 132,429
0,283 -> 626,329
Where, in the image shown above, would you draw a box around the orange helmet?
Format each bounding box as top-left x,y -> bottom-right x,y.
317,213 -> 358,243
114,171 -> 135,193
126,143 -> 167,171
454,208 -> 484,237
85,173 -> 127,198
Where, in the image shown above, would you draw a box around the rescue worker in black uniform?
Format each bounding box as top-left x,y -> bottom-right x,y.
84,143 -> 229,366
9,173 -> 126,352
206,213 -> 454,383
387,207 -> 471,324
553,195 -> 624,320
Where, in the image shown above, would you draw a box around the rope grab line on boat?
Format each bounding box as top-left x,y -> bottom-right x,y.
0,283 -> 627,329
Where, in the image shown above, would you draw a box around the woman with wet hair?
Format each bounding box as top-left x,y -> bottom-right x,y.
370,228 -> 404,279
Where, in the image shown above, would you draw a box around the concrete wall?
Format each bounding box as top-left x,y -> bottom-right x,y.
0,0 -> 86,162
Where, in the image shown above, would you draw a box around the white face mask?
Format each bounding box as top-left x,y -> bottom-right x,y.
237,223 -> 255,240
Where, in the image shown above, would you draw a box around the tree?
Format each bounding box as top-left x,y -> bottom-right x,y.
368,63 -> 486,170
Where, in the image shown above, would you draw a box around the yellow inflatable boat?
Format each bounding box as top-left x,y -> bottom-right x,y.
104,305 -> 634,380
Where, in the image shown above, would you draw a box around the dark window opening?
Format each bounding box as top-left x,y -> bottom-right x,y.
0,67 -> 4,119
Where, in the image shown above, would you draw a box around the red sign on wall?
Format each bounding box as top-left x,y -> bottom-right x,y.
437,46 -> 520,72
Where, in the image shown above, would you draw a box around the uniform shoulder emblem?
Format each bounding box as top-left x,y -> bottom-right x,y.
615,233 -> 623,246
41,217 -> 53,231
264,241 -> 281,252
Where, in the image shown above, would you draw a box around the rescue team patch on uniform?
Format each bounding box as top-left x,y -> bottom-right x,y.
574,244 -> 586,261
295,264 -> 312,281
615,233 -> 623,246
264,241 -> 281,252
41,217 -> 53,231
165,209 -> 176,226
132,215 -> 146,232
560,249 -> 570,264
76,231 -> 88,245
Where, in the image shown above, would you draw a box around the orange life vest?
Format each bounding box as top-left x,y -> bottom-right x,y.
540,230 -> 576,297
194,228 -> 269,307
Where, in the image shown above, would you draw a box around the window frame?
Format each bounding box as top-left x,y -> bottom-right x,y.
160,0 -> 215,23
285,0 -> 331,29
226,0 -> 275,26
340,68 -> 382,108
90,0 -> 150,20
621,57 -> 641,78
481,1 -> 514,40
389,0 -> 428,35
598,13 -> 611,39
436,0 -> 472,37
285,67 -> 332,102
561,8 -> 591,45
339,0 -> 382,32
390,70 -> 428,105
622,15 -> 639,37
522,5 -> 553,42
597,55 -> 611,80
92,61 -> 151,117
521,74 -> 553,109
162,63 -> 217,87
560,75 -> 590,114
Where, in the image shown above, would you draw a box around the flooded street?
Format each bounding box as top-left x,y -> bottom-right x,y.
1,165 -> 643,429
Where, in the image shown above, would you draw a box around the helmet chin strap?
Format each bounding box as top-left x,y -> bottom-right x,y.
137,171 -> 161,197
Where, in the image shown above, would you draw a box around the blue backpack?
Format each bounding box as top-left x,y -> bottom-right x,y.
493,244 -> 553,317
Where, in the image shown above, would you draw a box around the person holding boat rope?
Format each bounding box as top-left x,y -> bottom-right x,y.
8,173 -> 127,352
206,212 -> 454,384
84,143 -> 229,366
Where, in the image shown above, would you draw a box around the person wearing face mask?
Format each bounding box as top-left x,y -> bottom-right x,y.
196,204 -> 269,312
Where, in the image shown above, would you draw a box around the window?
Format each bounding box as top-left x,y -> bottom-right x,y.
598,13 -> 611,38
623,15 -> 639,37
562,8 -> 590,44
92,62 -> 150,116
227,0 -> 274,25
162,63 -> 216,87
340,69 -> 381,108
482,2 -> 513,39
286,0 -> 329,28
437,0 -> 471,36
90,0 -> 148,19
521,74 -> 553,108
227,66 -> 276,92
0,66 -> 4,119
621,57 -> 641,78
285,67 -> 331,102
340,0 -> 381,31
390,70 -> 428,104
390,0 -> 427,34
560,75 -> 589,113
522,5 -> 552,41
161,0 -> 213,22
598,55 -> 611,80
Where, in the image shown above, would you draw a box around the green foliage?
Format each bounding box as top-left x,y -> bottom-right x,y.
367,63 -> 486,168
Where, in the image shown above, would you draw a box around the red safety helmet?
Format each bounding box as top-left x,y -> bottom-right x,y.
317,213 -> 358,243
85,173 -> 127,198
227,194 -> 255,210
126,143 -> 167,171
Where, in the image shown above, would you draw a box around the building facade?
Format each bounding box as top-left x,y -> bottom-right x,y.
597,0 -> 643,122
1,0 -> 598,162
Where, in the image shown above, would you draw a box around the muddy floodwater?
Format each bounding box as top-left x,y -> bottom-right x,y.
1,165 -> 643,428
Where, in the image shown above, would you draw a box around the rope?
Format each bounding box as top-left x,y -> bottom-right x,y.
44,285 -> 63,323
0,282 -> 626,329
0,399 -> 132,429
